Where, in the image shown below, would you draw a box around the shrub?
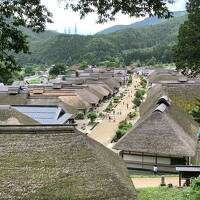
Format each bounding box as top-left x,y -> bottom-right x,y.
128,75 -> 132,85
99,112 -> 105,118
113,120 -> 132,142
113,96 -> 121,103
87,112 -> 97,123
75,112 -> 85,120
191,176 -> 200,200
135,89 -> 145,99
140,76 -> 147,88
128,112 -> 137,119
133,97 -> 142,107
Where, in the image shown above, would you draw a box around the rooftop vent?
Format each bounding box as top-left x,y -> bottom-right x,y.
154,103 -> 167,113
157,96 -> 171,106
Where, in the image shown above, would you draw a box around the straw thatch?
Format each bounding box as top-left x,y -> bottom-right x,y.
102,78 -> 120,91
0,93 -> 28,105
88,84 -> 109,100
140,84 -> 165,116
166,84 -> 200,113
0,125 -> 136,200
148,69 -> 187,84
59,95 -> 91,111
114,102 -> 198,158
77,88 -> 100,105
0,107 -> 39,125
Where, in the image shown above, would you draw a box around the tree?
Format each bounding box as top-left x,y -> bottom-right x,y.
49,63 -> 67,76
174,0 -> 200,77
87,112 -> 97,123
1,0 -> 173,78
79,61 -> 88,70
133,97 -> 142,107
0,0 -> 52,78
191,100 -> 200,124
66,0 -> 173,23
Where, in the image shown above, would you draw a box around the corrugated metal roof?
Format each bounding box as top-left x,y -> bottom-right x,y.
13,106 -> 71,124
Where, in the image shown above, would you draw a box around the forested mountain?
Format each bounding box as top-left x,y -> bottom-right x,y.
96,11 -> 186,35
18,13 -> 187,66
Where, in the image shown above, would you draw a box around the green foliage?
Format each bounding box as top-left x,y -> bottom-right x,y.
17,14 -> 186,66
140,77 -> 147,88
75,112 -> 85,120
128,111 -> 137,119
174,0 -> 200,77
99,57 -> 120,68
133,97 -> 142,107
27,79 -> 41,84
113,120 -> 132,142
138,187 -> 190,200
190,176 -> 200,200
113,96 -> 121,103
49,63 -> 67,76
128,75 -> 133,85
99,112 -> 105,118
67,0 -> 173,23
190,100 -> 200,124
87,112 -> 97,123
24,67 -> 36,76
79,61 -> 88,70
0,0 -> 52,79
135,89 -> 146,99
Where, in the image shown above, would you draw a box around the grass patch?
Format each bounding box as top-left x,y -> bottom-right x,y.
137,187 -> 190,200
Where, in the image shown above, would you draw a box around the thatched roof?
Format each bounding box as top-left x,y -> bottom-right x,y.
140,84 -> 165,116
102,78 -> 120,90
148,69 -> 187,84
0,107 -> 39,125
114,102 -> 198,157
0,93 -> 28,105
59,95 -> 91,110
0,125 -> 136,200
166,84 -> 200,113
77,89 -> 100,105
88,84 -> 110,100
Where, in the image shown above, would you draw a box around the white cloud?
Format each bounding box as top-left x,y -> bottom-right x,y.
42,0 -> 187,35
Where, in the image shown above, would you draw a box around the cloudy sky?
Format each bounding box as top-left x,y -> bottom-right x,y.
41,0 -> 187,35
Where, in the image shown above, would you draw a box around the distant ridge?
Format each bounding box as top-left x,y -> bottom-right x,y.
96,11 -> 186,35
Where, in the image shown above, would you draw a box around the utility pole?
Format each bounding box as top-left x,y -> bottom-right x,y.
74,23 -> 77,35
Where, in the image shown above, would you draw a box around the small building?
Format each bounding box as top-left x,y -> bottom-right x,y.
114,97 -> 199,172
176,165 -> 200,186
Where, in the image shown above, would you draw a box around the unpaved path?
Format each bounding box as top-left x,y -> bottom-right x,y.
132,177 -> 183,189
88,76 -> 140,146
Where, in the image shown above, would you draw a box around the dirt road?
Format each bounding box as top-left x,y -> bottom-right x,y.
88,76 -> 139,146
132,177 -> 183,189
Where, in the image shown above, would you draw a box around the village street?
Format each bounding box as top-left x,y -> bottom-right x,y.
132,176 -> 184,189
88,76 -> 140,146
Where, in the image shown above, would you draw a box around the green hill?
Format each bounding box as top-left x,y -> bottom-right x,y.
17,14 -> 187,66
96,11 -> 186,35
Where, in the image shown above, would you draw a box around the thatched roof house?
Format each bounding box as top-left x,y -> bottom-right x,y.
0,125 -> 136,200
0,107 -> 39,125
59,95 -> 91,112
88,84 -> 110,100
114,98 -> 199,172
77,88 -> 100,106
102,78 -> 120,93
148,69 -> 189,85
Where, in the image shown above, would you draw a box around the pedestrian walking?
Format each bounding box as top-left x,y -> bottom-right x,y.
153,165 -> 158,175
